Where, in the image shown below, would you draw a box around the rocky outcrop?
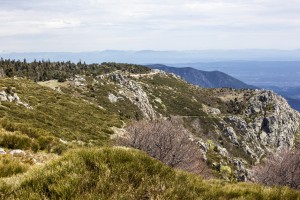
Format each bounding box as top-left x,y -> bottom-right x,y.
247,90 -> 300,148
228,90 -> 300,161
0,90 -> 32,109
109,73 -> 156,119
71,75 -> 86,87
198,89 -> 300,181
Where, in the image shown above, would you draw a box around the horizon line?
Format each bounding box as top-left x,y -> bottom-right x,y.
1,48 -> 300,54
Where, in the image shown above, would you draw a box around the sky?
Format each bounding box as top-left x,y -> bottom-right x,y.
0,0 -> 300,52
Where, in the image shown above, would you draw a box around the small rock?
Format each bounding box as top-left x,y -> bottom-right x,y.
59,139 -> 68,144
216,145 -> 229,157
224,127 -> 239,145
211,108 -> 221,115
10,149 -> 26,157
108,93 -> 119,103
251,106 -> 260,113
0,91 -> 8,101
0,148 -> 6,155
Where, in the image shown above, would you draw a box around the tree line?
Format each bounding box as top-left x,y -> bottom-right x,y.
0,58 -> 151,82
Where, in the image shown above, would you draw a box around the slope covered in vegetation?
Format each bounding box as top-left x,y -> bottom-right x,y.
0,78 -> 122,150
1,60 -> 300,196
1,147 -> 299,200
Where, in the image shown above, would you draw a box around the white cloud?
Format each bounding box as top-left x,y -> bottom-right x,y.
0,0 -> 299,51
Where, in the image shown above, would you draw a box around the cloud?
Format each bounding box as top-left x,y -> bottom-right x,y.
0,0 -> 299,51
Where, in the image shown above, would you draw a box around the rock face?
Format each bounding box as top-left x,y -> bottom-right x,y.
247,90 -> 299,148
244,90 -> 300,156
193,89 -> 300,181
109,73 -> 156,120
226,90 -> 300,161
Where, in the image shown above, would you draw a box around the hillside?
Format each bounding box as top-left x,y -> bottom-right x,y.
148,64 -> 300,112
0,61 -> 300,198
0,78 -> 122,146
1,147 -> 300,199
147,64 -> 256,89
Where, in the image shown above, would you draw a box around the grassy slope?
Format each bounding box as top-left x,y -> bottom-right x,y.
139,74 -> 226,134
0,147 -> 299,200
0,78 -> 122,146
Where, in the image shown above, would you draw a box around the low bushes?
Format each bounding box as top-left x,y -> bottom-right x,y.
0,130 -> 39,152
0,155 -> 29,178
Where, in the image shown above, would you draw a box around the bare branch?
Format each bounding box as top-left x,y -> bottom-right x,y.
116,118 -> 210,177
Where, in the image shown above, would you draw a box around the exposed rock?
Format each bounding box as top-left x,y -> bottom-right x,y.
251,106 -> 261,113
0,148 -> 6,154
0,90 -> 32,109
59,139 -> 68,145
108,93 -> 123,103
9,149 -> 26,157
0,91 -> 7,101
54,87 -> 61,92
203,104 -> 221,115
222,90 -> 300,166
248,90 -> 299,148
154,97 -> 162,104
110,73 -> 156,119
72,75 -> 86,87
232,159 -> 250,182
216,145 -> 229,157
196,139 -> 208,152
210,108 -> 221,115
108,93 -> 118,103
224,127 -> 239,145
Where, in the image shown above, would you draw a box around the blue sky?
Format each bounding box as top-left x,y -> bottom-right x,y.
1,0 -> 300,52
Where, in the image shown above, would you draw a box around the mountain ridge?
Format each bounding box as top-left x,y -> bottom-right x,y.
147,64 -> 257,89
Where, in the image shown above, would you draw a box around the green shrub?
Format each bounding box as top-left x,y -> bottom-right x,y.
0,131 -> 39,152
0,155 -> 29,178
37,136 -> 67,154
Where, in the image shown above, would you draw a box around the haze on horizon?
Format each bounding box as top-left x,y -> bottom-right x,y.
1,0 -> 300,53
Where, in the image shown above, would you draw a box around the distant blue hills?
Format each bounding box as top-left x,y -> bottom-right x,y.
1,49 -> 300,64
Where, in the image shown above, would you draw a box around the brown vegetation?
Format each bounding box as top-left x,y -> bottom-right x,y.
253,148 -> 300,190
116,118 -> 210,176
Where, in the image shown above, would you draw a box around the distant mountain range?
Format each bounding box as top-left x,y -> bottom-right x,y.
171,61 -> 300,87
1,49 -> 300,64
147,64 -> 257,89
